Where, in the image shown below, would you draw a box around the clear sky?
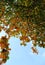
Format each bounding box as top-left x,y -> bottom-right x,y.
0,30 -> 45,65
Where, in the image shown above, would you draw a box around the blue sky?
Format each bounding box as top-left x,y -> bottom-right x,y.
0,30 -> 45,65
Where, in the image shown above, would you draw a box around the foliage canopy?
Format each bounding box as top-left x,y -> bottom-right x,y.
0,0 -> 45,64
